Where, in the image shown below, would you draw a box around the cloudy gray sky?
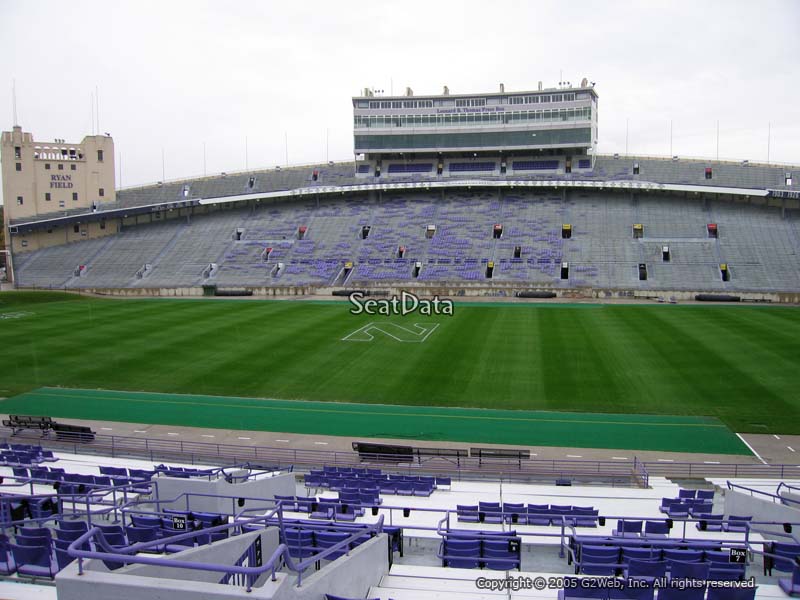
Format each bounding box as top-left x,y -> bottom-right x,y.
1,0 -> 799,204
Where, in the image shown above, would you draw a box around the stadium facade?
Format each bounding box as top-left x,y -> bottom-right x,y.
352,81 -> 598,173
2,83 -> 800,299
1,126 -> 116,254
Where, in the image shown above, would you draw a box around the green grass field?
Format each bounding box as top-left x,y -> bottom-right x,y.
0,291 -> 798,445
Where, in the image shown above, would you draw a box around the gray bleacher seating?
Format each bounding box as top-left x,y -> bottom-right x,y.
13,188 -> 800,293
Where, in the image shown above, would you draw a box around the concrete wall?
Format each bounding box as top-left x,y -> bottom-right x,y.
119,529 -> 279,583
2,127 -> 115,223
57,282 -> 800,303
56,528 -> 391,600
781,491 -> 800,506
271,534 -> 390,600
725,490 -> 800,539
154,473 -> 296,515
13,218 -> 119,253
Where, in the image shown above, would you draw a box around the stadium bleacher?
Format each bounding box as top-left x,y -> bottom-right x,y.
2,436 -> 798,600
13,190 -> 800,293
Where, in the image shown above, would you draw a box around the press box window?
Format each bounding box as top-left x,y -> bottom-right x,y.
14,146 -> 21,159
97,150 -> 104,162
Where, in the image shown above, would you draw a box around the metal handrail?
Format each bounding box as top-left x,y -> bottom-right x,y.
6,428 -> 800,483
727,481 -> 800,506
68,508 -> 385,590
0,430 -> 645,485
776,482 -> 800,498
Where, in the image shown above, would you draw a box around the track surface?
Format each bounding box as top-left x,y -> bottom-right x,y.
2,387 -> 749,454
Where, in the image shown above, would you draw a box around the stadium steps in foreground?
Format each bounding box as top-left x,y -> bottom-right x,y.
371,564 -> 785,599
371,564 -> 527,599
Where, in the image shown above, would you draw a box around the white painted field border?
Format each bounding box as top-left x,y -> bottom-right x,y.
736,433 -> 768,465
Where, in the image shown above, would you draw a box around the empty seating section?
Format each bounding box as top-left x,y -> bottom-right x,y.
765,541 -> 800,575
70,224 -> 178,288
13,236 -> 110,288
261,518 -> 401,562
570,536 -> 748,581
439,529 -> 521,570
304,467 -> 439,502
387,163 -> 433,174
14,190 -> 800,292
448,161 -> 495,172
659,489 -> 717,520
0,507 -> 235,579
0,438 -> 787,599
513,159 -> 560,170
457,503 -> 599,527
0,442 -> 56,467
14,155 -> 794,238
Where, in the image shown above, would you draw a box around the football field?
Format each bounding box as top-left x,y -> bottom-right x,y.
0,291 -> 798,452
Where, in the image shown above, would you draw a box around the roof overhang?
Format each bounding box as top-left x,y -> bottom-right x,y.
199,179 -> 768,207
9,180 -> 769,234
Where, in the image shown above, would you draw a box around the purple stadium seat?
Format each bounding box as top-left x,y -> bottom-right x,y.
706,587 -> 757,600
10,543 -> 56,578
656,587 -> 706,600
625,559 -> 667,581
0,534 -> 16,576
558,577 -> 609,600
669,559 -> 711,580
779,565 -> 800,596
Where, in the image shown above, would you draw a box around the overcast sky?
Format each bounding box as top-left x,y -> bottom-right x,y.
1,0 -> 799,204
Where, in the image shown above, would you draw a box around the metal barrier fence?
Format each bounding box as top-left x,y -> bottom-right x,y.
0,428 -> 643,486
3,427 -> 798,484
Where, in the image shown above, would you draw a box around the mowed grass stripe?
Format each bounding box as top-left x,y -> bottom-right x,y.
1,387 -> 744,453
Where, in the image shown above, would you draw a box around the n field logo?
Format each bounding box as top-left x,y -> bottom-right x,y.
341,322 -> 440,343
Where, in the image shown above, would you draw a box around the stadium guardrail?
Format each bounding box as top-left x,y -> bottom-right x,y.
3,427 -> 797,484
68,508 -> 386,590
0,427 -> 645,486
728,481 -> 800,507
